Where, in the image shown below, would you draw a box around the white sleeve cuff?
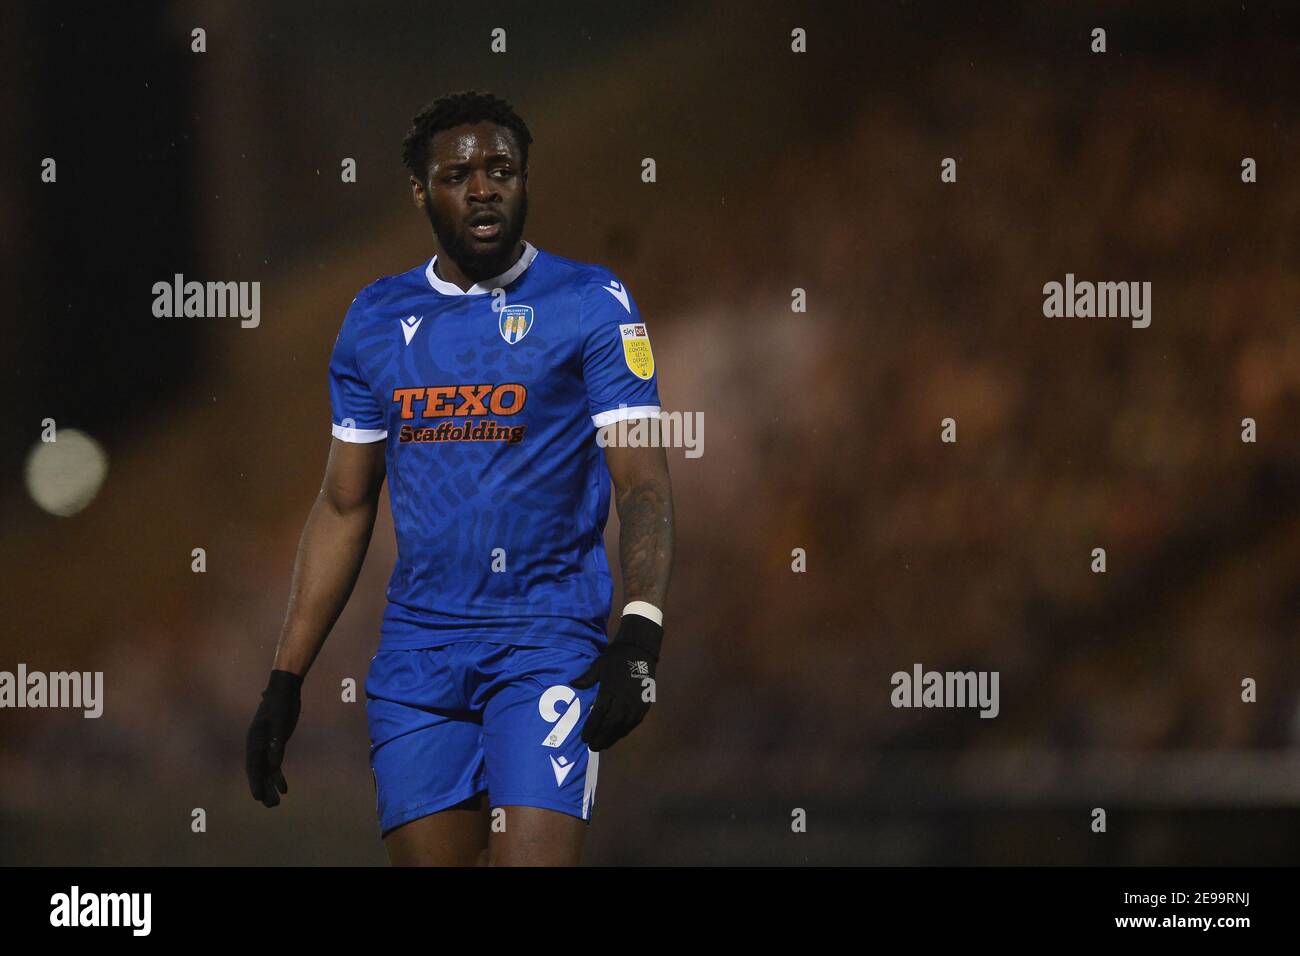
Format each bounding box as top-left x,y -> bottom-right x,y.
591,405 -> 661,428
332,423 -> 387,443
622,601 -> 663,625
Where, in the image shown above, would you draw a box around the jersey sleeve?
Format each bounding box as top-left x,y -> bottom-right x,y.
328,292 -> 387,442
580,271 -> 661,427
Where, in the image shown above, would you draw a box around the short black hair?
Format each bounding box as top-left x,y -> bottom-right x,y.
401,90 -> 533,180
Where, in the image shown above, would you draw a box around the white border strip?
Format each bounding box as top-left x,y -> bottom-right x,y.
591,404 -> 661,428
582,748 -> 600,819
331,424 -> 387,443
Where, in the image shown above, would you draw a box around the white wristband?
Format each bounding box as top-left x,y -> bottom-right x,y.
622,601 -> 663,626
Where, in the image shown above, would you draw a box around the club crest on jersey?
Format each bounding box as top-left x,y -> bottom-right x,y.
499,304 -> 534,345
619,323 -> 654,380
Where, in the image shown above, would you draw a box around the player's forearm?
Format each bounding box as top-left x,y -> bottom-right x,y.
615,476 -> 674,612
271,492 -> 379,676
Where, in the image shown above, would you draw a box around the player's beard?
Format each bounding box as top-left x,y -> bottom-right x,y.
426,190 -> 529,282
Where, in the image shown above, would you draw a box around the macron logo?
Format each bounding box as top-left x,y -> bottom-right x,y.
550,755 -> 576,786
401,315 -> 423,345
602,281 -> 631,314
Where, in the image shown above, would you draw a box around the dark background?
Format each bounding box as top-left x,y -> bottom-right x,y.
3,0 -> 1300,864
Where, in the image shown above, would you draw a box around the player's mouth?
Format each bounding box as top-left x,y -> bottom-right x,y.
467,215 -> 503,241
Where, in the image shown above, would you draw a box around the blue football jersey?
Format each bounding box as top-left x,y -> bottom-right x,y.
327,241 -> 660,653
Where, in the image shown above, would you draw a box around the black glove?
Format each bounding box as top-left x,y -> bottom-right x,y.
246,669 -> 303,808
572,613 -> 662,751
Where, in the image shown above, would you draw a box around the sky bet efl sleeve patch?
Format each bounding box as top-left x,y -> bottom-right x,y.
619,322 -> 654,380
582,274 -> 660,425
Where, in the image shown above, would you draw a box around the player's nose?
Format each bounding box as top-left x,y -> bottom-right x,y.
465,168 -> 497,200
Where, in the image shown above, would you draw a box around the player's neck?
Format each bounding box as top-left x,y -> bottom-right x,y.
434,240 -> 526,292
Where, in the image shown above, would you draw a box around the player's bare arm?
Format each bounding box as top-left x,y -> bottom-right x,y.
572,438 -> 675,752
605,439 -> 674,610
272,437 -> 387,675
245,437 -> 385,807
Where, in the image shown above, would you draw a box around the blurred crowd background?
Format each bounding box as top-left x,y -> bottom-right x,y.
3,0 -> 1300,864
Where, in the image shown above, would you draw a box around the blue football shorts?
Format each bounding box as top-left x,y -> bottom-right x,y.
364,640 -> 602,837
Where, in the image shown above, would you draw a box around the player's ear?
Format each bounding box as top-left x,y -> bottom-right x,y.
410,174 -> 426,209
